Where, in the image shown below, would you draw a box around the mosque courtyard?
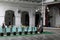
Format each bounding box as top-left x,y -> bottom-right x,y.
0,27 -> 60,40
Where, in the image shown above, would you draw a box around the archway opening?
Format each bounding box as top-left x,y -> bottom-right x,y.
45,6 -> 54,27
35,12 -> 42,27
21,11 -> 29,26
5,10 -> 15,27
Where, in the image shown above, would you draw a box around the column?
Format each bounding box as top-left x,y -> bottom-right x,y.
15,13 -> 21,26
29,11 -> 35,27
0,16 -> 4,26
41,5 -> 46,26
20,13 -> 22,26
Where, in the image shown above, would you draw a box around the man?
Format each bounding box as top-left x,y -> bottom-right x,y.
37,24 -> 43,33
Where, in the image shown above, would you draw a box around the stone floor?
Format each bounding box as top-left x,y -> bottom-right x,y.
0,34 -> 60,40
0,27 -> 60,40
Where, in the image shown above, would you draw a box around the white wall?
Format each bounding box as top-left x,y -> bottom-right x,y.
0,3 -> 18,26
0,2 -> 29,26
55,8 -> 60,27
49,7 -> 60,27
0,2 -> 37,27
45,0 -> 54,2
52,7 -> 60,27
56,14 -> 60,27
0,2 -> 46,27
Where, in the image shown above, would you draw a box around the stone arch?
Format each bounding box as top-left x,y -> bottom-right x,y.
35,11 -> 42,27
45,6 -> 59,27
21,11 -> 29,26
5,10 -> 15,26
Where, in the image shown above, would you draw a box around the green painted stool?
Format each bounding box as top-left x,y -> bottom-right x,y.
28,27 -> 33,34
6,27 -> 11,36
33,27 -> 37,34
12,26 -> 17,35
24,27 -> 28,35
17,27 -> 22,35
0,27 -> 4,36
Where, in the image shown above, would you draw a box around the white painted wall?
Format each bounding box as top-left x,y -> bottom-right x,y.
49,7 -> 60,27
0,3 -> 19,26
0,2 -> 46,27
45,0 -> 54,2
52,7 -> 60,27
0,2 -> 25,26
56,13 -> 60,27
0,2 -> 37,27
55,8 -> 60,27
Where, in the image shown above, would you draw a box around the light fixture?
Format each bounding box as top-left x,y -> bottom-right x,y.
18,10 -> 21,13
47,7 -> 50,12
36,9 -> 40,12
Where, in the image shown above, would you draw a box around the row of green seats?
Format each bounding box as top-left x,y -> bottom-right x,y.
0,26 -> 38,36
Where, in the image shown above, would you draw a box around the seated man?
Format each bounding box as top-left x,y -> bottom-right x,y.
37,24 -> 43,33
2,23 -> 5,28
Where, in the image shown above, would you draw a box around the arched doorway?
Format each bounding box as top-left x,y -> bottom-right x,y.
21,11 -> 29,26
45,6 -> 54,27
35,12 -> 42,27
5,10 -> 15,26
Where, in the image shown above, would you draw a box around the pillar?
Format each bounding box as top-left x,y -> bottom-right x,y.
29,10 -> 35,27
41,5 -> 46,26
20,13 -> 22,26
15,13 -> 21,26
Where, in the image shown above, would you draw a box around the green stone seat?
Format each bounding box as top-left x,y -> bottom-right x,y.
0,27 -> 3,33
28,27 -> 33,34
18,27 -> 22,32
33,27 -> 37,34
17,27 -> 22,35
12,26 -> 16,35
6,27 -> 11,33
0,27 -> 4,36
6,27 -> 11,36
24,27 -> 28,34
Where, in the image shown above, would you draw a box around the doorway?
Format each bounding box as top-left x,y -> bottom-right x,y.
5,10 -> 15,26
45,6 -> 53,27
21,11 -> 29,26
35,12 -> 42,27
